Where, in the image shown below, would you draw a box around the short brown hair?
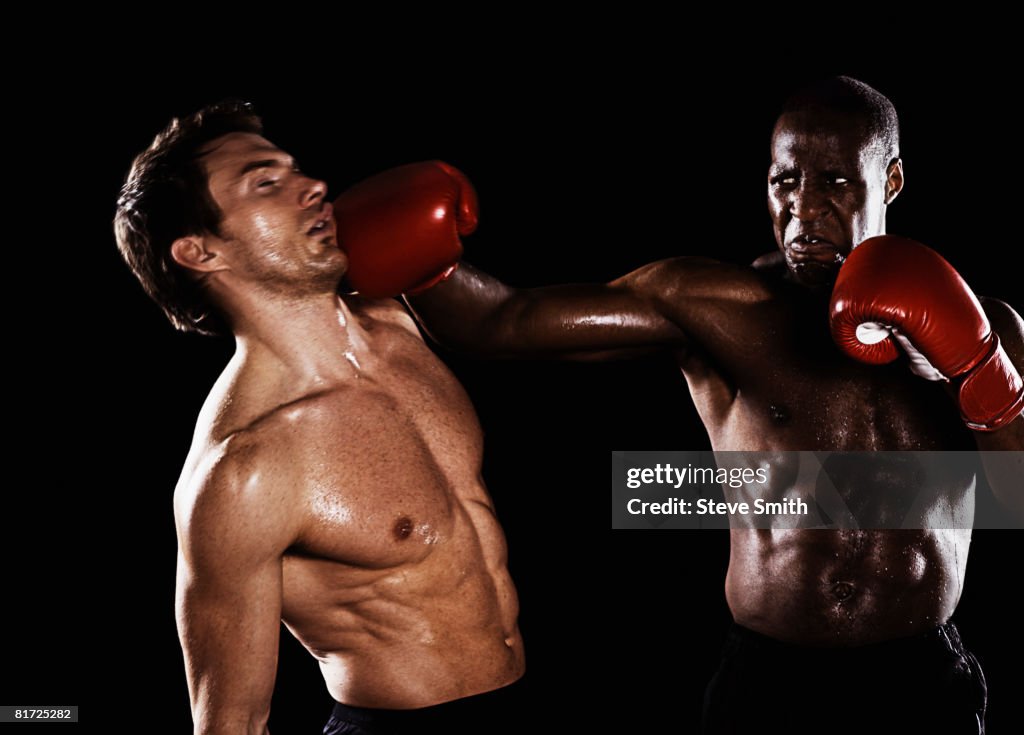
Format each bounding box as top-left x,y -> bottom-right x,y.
114,99 -> 263,336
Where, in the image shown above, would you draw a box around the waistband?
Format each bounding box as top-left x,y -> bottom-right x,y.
329,676 -> 525,728
724,620 -> 969,661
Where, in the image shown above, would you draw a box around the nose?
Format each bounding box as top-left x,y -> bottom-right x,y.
300,176 -> 328,209
790,181 -> 828,221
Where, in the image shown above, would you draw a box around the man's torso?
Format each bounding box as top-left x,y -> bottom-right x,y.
176,298 -> 524,707
665,263 -> 975,645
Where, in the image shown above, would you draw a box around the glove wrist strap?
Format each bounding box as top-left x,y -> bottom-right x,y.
958,334 -> 1024,431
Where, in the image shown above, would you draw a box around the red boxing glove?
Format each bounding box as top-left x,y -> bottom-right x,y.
830,235 -> 1024,431
333,161 -> 477,298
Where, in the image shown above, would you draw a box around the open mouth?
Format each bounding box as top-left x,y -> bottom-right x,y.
789,233 -> 835,248
307,203 -> 335,236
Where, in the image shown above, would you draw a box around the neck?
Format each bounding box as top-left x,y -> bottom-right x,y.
227,287 -> 365,386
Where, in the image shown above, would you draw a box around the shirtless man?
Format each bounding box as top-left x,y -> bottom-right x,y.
402,77 -> 1024,732
114,101 -> 524,734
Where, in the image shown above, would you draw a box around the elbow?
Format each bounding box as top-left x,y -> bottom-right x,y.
193,702 -> 271,735
194,716 -> 270,735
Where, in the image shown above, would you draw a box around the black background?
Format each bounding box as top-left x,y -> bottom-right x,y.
6,52 -> 1022,732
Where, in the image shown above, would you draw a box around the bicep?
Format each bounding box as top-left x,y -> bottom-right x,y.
174,449 -> 300,733
489,286 -> 683,359
176,547 -> 282,732
480,258 -> 733,359
410,256 -> 760,360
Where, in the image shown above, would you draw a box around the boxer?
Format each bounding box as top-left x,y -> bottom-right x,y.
394,77 -> 1024,732
114,100 -> 523,735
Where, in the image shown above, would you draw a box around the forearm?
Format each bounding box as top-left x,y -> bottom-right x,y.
186,662 -> 274,735
406,260 -> 691,359
194,709 -> 270,735
974,416 -> 1024,522
181,634 -> 277,735
973,415 -> 1024,450
405,261 -> 516,353
972,299 -> 1024,515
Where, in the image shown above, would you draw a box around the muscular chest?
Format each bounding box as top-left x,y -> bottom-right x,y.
683,302 -> 973,450
756,353 -> 968,449
291,330 -> 486,568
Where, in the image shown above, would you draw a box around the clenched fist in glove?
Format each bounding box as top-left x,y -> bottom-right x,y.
829,235 -> 1024,431
333,161 -> 478,298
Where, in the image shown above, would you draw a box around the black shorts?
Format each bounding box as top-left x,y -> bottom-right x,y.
702,621 -> 987,734
322,677 -> 527,735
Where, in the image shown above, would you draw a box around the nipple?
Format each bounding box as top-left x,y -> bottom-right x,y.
830,581 -> 855,601
393,516 -> 414,541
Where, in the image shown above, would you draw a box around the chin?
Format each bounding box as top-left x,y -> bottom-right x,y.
305,263 -> 346,292
790,263 -> 840,289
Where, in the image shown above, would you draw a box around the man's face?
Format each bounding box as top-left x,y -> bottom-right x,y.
768,111 -> 895,288
199,132 -> 343,294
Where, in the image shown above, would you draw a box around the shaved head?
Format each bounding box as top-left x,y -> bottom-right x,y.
778,76 -> 900,170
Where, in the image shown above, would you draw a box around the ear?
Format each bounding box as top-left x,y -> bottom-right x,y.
170,235 -> 225,274
884,158 -> 904,205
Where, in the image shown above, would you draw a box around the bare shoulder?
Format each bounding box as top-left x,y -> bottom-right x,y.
751,251 -> 786,271
612,256 -> 775,306
982,296 -> 1024,364
174,405 -> 320,562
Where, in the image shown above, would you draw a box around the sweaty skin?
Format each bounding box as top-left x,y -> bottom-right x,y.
406,113 -> 1024,647
175,299 -> 523,705
170,133 -> 522,734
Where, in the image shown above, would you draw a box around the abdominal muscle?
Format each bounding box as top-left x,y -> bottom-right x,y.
726,528 -> 970,646
279,492 -> 525,709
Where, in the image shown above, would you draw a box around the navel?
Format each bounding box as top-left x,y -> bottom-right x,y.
393,516 -> 414,541
830,581 -> 856,601
769,403 -> 790,424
